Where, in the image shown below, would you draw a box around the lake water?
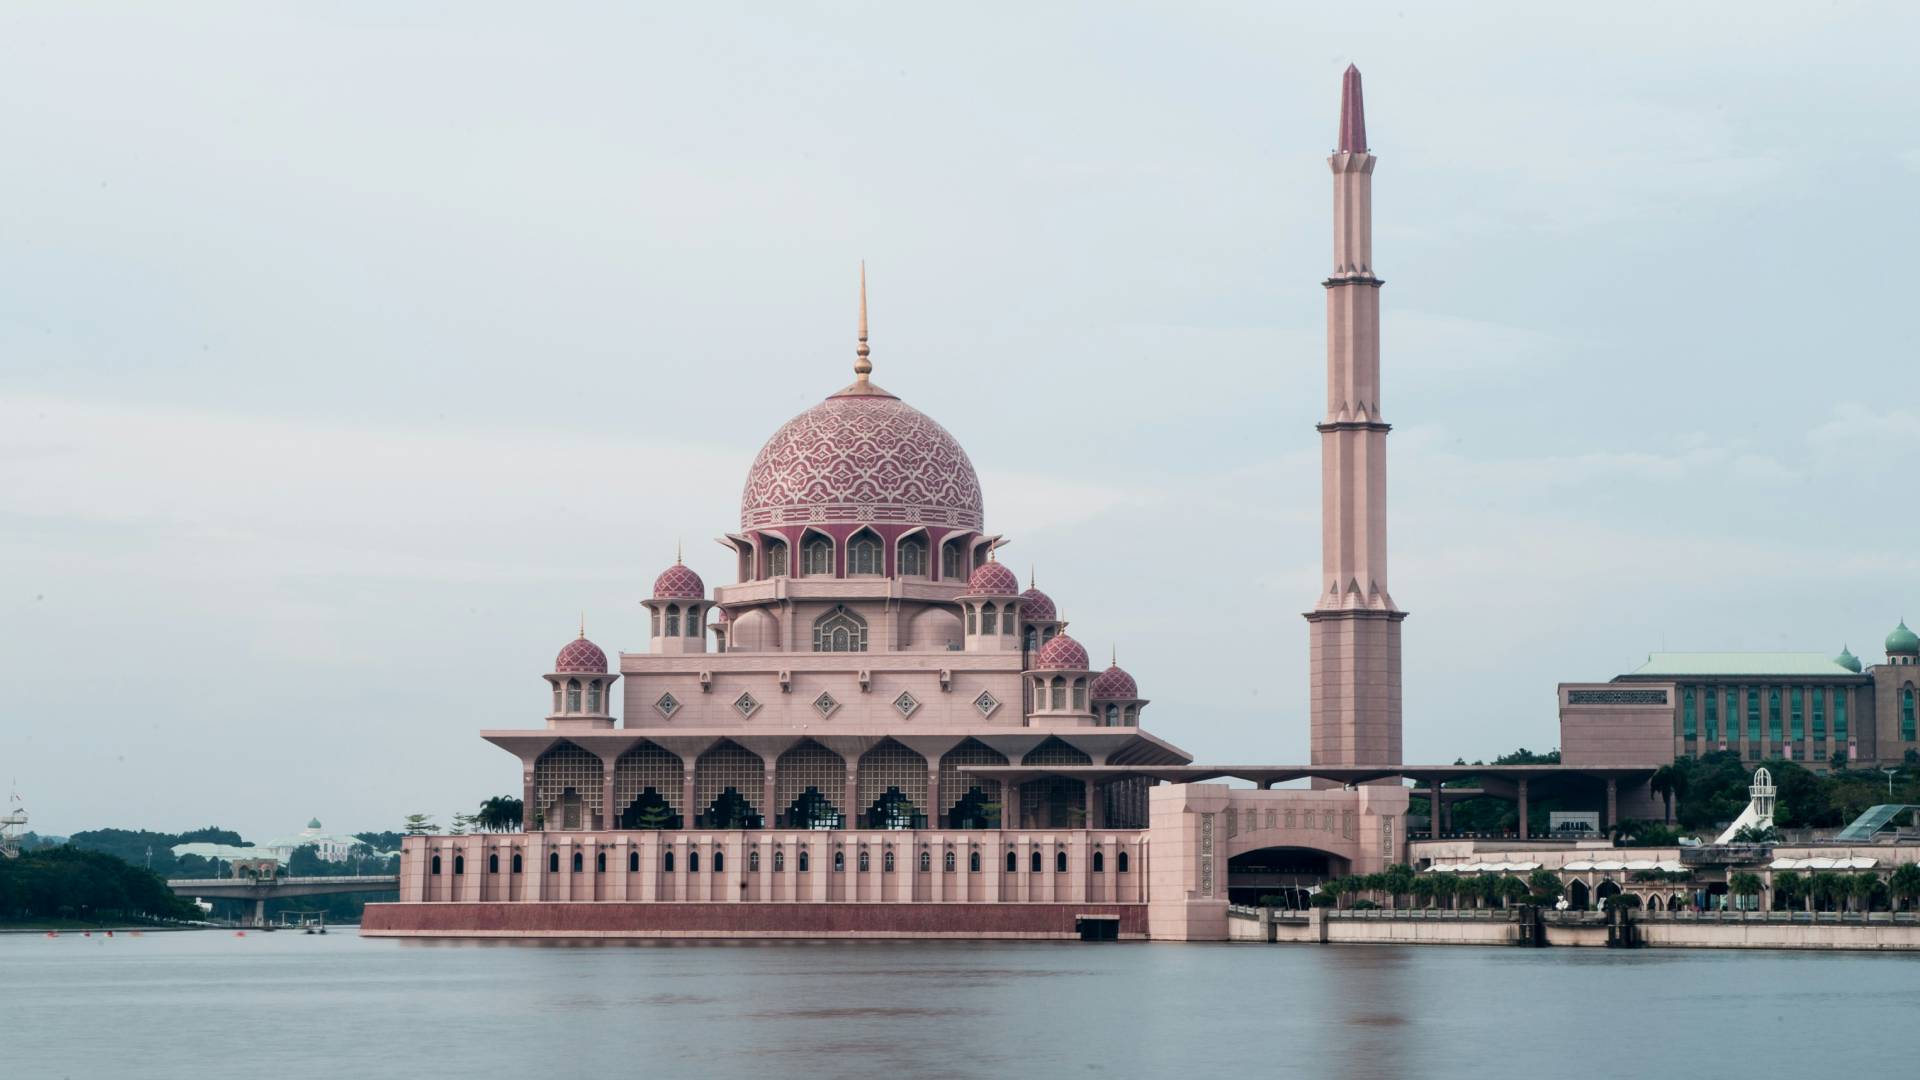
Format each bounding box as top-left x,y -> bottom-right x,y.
8,930 -> 1917,1079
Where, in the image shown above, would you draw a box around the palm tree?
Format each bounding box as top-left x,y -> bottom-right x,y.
1727,871 -> 1763,912
1847,872 -> 1881,914
1809,871 -> 1845,912
1649,765 -> 1688,825
1889,863 -> 1920,911
476,796 -> 524,833
1772,871 -> 1805,912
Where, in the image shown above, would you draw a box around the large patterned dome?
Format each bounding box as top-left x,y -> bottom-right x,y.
554,636 -> 608,674
741,384 -> 983,531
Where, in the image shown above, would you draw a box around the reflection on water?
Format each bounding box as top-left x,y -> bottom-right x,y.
9,931 -> 1918,1079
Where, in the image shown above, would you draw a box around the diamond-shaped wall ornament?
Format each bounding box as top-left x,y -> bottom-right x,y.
655,693 -> 680,719
972,691 -> 998,717
813,691 -> 839,718
893,691 -> 920,718
734,691 -> 760,718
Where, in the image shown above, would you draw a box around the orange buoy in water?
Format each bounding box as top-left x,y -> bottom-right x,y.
234,930 -> 247,937
45,931 -> 58,938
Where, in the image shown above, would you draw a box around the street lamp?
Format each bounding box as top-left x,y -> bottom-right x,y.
1881,767 -> 1899,800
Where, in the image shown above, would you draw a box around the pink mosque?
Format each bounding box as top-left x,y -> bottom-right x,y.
363,68 -> 1654,942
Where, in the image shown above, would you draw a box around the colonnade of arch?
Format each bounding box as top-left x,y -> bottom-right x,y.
732,527 -> 995,584
528,735 -> 1145,833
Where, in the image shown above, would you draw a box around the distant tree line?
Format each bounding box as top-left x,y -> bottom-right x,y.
0,847 -> 201,924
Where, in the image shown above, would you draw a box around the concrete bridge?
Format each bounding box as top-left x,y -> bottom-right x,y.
166,875 -> 400,927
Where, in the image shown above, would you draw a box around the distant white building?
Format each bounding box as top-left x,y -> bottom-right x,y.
172,817 -> 380,867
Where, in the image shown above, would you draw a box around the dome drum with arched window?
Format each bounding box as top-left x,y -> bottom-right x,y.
726,525 -> 985,585
1028,633 -> 1094,719
959,559 -> 1021,653
545,634 -> 620,728
1090,658 -> 1148,728
645,558 -> 708,656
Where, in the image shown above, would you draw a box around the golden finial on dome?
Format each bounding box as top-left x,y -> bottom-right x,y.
854,260 -> 871,382
579,611 -> 586,639
676,538 -> 683,564
1111,644 -> 1117,667
1029,564 -> 1036,589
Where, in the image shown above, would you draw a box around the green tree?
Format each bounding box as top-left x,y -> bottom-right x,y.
1889,863 -> 1920,911
1732,824 -> 1781,844
403,814 -> 439,836
1380,864 -> 1417,910
1847,872 -> 1882,913
1727,871 -> 1763,911
1527,868 -> 1562,903
1809,871 -> 1846,912
1650,765 -> 1688,824
476,796 -> 524,833
1772,871 -> 1806,912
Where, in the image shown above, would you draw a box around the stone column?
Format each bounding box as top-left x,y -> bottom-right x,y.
926,762 -> 942,829
522,768 -> 537,832
681,764 -> 697,830
762,769 -> 778,829
1605,778 -> 1618,832
844,764 -> 861,832
1517,779 -> 1530,840
601,761 -> 617,832
1430,780 -> 1443,840
1084,781 -> 1099,831
1004,783 -> 1022,831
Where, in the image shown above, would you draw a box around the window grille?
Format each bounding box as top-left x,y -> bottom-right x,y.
695,740 -> 765,827
858,739 -> 928,828
883,849 -> 895,872
766,540 -> 789,578
775,741 -> 846,829
534,743 -> 603,830
833,850 -> 845,872
849,533 -> 882,575
981,603 -> 998,635
941,740 -> 1007,827
857,847 -> 869,874
665,606 -> 680,636
813,605 -> 868,652
942,542 -> 962,580
1072,679 -> 1086,710
804,538 -> 833,575
920,849 -> 931,872
944,850 -> 956,872
565,678 -> 582,712
614,741 -> 683,829
899,537 -> 927,576
750,848 -> 762,872
774,848 -> 785,872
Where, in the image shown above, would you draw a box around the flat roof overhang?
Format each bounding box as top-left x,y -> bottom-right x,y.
479,727 -> 1193,766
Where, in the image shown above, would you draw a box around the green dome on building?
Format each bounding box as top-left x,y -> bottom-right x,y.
1887,621 -> 1919,657
308,817 -> 323,829
1836,645 -> 1863,673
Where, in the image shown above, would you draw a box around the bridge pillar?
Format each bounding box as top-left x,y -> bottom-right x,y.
253,897 -> 266,928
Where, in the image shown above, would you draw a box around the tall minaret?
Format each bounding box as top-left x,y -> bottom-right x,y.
1306,65 -> 1406,769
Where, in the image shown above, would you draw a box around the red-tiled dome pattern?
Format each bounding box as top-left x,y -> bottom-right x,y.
653,563 -> 705,599
1035,634 -> 1090,671
740,392 -> 983,530
1090,664 -> 1138,700
554,637 -> 608,674
967,561 -> 1020,594
1019,587 -> 1056,622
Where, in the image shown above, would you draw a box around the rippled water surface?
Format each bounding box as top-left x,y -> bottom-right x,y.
9,930 -> 1917,1079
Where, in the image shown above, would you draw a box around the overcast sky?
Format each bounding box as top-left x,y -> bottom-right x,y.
3,3 -> 1916,840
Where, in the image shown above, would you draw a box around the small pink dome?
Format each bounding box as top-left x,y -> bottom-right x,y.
554,637 -> 608,674
1019,587 -> 1056,622
1091,664 -> 1138,700
967,561 -> 1020,594
1035,633 -> 1090,671
653,562 -> 705,599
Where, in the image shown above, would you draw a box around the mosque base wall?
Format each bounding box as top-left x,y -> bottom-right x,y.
360,901 -> 1146,939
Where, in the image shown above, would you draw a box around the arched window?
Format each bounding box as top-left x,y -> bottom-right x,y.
511,853 -> 523,874
587,680 -> 603,712
713,850 -> 724,873
571,852 -> 583,873
804,538 -> 833,576
1092,851 -> 1105,873
651,609 -> 662,636
774,848 -> 785,872
919,849 -> 931,872
665,605 -> 681,637
1117,851 -> 1130,873
750,849 -> 761,872
1006,850 -> 1018,873
1056,850 -> 1068,873
857,848 -> 870,872
552,686 -> 562,713
899,536 -> 927,576
966,605 -> 977,635
431,855 -> 442,875
1030,850 -> 1042,873
849,532 -> 882,575
628,851 -> 639,872
767,539 -> 790,578
797,849 -> 809,873
813,606 -> 868,652
1050,677 -> 1065,710
548,852 -> 560,873
833,850 -> 845,872
689,850 -> 700,873
981,603 -> 997,635
969,851 -> 981,873
943,850 -> 956,873
488,853 -> 499,874
685,606 -> 701,637
1105,704 -> 1119,726
1023,626 -> 1038,653
883,849 -> 895,873
594,852 -> 606,872
663,850 -> 675,872
1123,706 -> 1136,725
942,541 -> 963,581
1072,679 -> 1086,710
566,678 -> 582,712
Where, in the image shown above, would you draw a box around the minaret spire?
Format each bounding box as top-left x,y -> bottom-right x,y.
1337,64 -> 1367,152
854,260 -> 871,383
1307,64 -> 1405,773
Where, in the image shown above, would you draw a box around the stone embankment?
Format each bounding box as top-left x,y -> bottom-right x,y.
1227,906 -> 1920,950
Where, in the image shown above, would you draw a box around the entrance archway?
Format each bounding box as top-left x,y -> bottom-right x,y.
1567,878 -> 1591,911
1226,847 -> 1348,908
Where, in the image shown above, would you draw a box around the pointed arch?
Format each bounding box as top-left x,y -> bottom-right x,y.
801,528 -> 835,577
775,740 -> 846,829
941,739 -> 1008,828
614,740 -> 683,830
532,741 -> 603,831
847,527 -> 883,576
896,529 -> 930,578
812,604 -> 868,652
856,739 -> 928,829
694,739 -> 765,828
